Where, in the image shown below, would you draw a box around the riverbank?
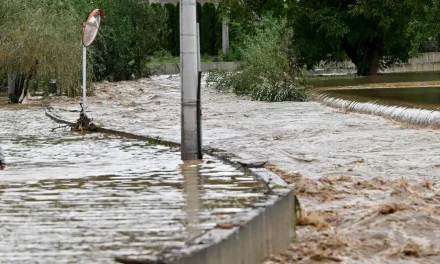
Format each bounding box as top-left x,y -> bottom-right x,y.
47,75 -> 440,263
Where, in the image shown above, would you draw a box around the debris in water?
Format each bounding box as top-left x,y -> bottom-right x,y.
297,210 -> 330,230
379,202 -> 406,215
75,104 -> 97,132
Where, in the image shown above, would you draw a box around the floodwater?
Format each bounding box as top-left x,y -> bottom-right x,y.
310,72 -> 440,88
0,106 -> 265,263
45,74 -> 440,263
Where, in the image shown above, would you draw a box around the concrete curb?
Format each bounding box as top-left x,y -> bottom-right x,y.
44,106 -> 296,264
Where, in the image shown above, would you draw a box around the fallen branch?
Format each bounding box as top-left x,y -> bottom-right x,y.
51,125 -> 73,132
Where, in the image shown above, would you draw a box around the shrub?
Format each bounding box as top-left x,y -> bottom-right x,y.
207,15 -> 309,102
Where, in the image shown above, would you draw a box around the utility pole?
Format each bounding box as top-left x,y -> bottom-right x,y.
181,0 -> 202,160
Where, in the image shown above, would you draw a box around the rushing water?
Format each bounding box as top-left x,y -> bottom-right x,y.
311,73 -> 440,128
0,106 -> 265,263
322,86 -> 440,110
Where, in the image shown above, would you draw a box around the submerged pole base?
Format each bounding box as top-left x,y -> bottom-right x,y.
75,103 -> 97,132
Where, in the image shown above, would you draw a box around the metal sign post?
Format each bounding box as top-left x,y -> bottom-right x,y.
81,9 -> 104,117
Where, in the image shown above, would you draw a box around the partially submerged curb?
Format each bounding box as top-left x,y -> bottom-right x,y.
44,106 -> 296,264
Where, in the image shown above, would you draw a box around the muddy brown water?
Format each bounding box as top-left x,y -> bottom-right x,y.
310,72 -> 440,89
0,106 -> 266,263
46,75 -> 440,263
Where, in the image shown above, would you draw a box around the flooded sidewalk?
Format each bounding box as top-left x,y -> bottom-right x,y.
0,106 -> 265,263
49,75 -> 440,263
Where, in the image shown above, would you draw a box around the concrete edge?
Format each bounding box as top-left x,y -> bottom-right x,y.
44,106 -> 296,264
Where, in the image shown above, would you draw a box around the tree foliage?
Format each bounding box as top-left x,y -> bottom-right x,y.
289,0 -> 440,75
217,0 -> 289,23
200,3 -> 218,56
82,0 -> 168,81
216,0 -> 291,60
1,0 -> 170,100
0,0 -> 83,100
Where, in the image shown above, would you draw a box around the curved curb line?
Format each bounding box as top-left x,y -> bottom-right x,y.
44,106 -> 296,264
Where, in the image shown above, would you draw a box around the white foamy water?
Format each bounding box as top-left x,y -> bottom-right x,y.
314,93 -> 440,129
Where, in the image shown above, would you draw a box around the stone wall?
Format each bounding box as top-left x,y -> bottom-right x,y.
313,52 -> 440,75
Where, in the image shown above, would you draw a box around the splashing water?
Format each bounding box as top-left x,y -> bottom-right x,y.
314,93 -> 440,129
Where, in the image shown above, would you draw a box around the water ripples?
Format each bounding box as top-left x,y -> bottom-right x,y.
0,107 -> 265,263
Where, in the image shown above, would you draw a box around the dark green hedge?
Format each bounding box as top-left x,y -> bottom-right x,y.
164,2 -> 223,57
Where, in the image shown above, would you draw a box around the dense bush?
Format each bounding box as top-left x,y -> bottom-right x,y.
207,15 -> 309,102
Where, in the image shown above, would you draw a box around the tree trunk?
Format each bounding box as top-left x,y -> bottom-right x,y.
8,74 -> 25,103
341,37 -> 384,76
366,38 -> 383,76
8,74 -> 15,97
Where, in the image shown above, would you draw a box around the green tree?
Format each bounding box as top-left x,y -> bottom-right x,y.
217,0 -> 289,27
173,3 -> 181,56
215,0 -> 291,60
289,0 -> 440,76
197,2 -> 203,23
0,0 -> 83,102
201,3 -> 217,55
164,3 -> 177,55
78,0 -> 168,81
133,2 -> 168,77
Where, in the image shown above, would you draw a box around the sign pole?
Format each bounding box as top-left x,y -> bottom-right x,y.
82,44 -> 87,116
81,8 -> 103,117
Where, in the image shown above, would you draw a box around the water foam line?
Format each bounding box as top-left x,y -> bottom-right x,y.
313,93 -> 440,129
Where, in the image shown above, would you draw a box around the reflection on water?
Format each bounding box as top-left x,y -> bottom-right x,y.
0,107 -> 265,263
322,87 -> 440,110
182,160 -> 203,241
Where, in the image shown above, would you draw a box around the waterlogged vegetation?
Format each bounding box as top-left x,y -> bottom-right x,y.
0,0 -> 82,101
0,0 -> 224,101
207,16 -> 310,102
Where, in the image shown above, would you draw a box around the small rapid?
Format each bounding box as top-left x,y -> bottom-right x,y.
314,93 -> 440,129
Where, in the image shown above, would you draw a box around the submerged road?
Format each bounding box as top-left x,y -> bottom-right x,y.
49,75 -> 440,263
